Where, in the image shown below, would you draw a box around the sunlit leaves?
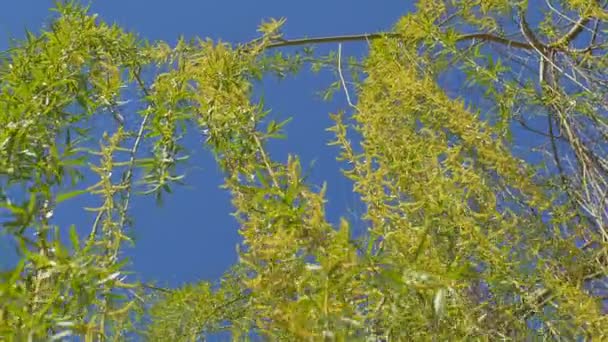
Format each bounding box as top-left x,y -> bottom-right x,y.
0,2 -> 145,338
2,0 -> 607,340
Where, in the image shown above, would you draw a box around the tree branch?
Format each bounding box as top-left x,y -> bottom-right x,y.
550,16 -> 591,48
110,66 -> 152,263
264,31 -> 533,50
337,43 -> 357,110
518,10 -> 548,52
459,33 -> 533,50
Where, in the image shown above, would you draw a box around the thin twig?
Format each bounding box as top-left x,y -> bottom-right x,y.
337,44 -> 357,110
200,293 -> 248,333
253,134 -> 279,188
109,67 -> 152,262
140,283 -> 173,293
87,67 -> 152,248
111,118 -> 150,261
547,105 -> 569,187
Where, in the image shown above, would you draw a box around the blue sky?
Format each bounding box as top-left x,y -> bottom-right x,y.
0,1 -> 410,288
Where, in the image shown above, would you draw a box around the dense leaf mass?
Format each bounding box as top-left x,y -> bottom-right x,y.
1,0 -> 607,340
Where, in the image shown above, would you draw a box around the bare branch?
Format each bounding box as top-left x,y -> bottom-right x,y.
518,9 -> 548,52
550,16 -> 591,48
337,44 -> 357,110
545,0 -> 596,45
264,31 -> 533,51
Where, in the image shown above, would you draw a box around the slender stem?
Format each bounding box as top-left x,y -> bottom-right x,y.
337,44 -> 357,110
140,283 -> 172,293
199,293 -> 248,334
547,106 -> 568,185
88,67 -> 152,248
253,134 -> 279,188
110,67 -> 152,263
93,66 -> 153,339
89,210 -> 103,243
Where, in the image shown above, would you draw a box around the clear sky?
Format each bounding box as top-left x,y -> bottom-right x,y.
0,1 -> 411,288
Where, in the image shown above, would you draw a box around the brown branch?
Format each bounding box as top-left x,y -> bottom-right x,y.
518,10 -> 548,52
459,33 -> 533,50
547,105 -> 569,187
550,16 -> 591,48
200,293 -> 249,331
514,115 -> 566,141
264,31 -> 533,50
569,19 -> 602,53
140,283 -> 173,293
264,32 -> 399,49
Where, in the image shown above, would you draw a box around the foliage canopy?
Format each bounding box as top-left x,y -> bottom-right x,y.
1,0 -> 607,340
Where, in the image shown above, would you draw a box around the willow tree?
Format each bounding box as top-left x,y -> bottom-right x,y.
1,0 -> 607,340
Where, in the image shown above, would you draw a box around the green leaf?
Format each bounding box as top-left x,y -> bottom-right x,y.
434,288 -> 447,318
69,224 -> 80,252
27,193 -> 36,215
56,189 -> 88,204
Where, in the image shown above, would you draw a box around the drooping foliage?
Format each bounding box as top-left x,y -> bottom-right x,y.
1,0 -> 607,340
